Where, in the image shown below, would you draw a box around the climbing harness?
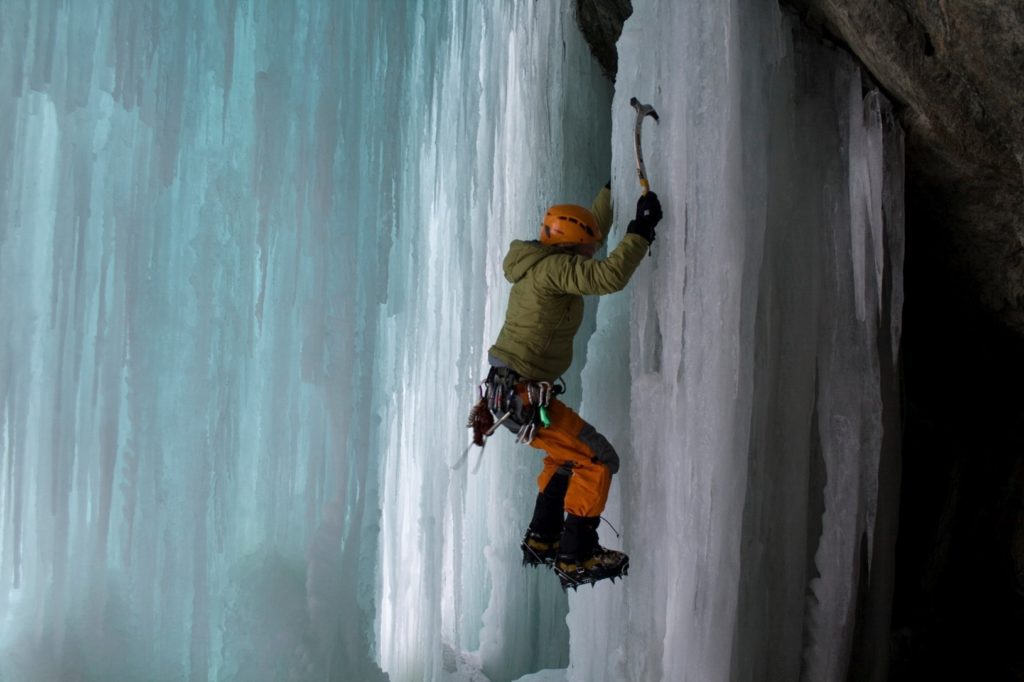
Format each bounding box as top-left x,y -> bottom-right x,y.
465,366 -> 564,449
483,367 -> 563,445
454,367 -> 566,472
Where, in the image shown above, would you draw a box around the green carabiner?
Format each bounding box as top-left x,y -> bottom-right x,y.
539,405 -> 551,427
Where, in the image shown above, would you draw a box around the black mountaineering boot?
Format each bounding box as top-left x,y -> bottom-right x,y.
554,514 -> 628,590
521,529 -> 560,566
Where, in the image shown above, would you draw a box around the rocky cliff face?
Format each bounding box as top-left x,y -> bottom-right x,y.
573,0 -> 1024,678
785,0 -> 1024,336
574,0 -> 633,80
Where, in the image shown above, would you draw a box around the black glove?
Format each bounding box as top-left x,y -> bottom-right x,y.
626,191 -> 662,244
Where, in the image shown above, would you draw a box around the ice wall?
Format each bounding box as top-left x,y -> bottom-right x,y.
372,5 -> 612,681
0,0 -> 903,681
0,1 -> 612,681
0,2 -> 428,680
565,2 -> 904,682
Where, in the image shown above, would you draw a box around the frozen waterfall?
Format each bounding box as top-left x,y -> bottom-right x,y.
0,1 -> 902,681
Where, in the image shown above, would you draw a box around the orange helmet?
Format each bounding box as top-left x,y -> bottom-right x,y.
539,204 -> 602,246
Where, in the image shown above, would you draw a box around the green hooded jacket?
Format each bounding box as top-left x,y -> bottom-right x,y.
488,188 -> 649,381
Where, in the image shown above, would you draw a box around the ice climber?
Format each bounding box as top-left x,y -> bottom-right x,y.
469,184 -> 663,589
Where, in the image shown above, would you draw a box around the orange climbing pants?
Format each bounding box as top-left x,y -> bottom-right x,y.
524,395 -> 615,518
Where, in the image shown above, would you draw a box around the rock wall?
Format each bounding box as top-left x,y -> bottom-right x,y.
783,0 -> 1024,336
574,0 -> 632,80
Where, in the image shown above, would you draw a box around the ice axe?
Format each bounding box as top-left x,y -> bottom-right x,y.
629,97 -> 659,195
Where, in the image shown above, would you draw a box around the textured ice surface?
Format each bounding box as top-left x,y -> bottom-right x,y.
566,2 -> 904,681
0,2 -> 413,680
0,1 -> 901,681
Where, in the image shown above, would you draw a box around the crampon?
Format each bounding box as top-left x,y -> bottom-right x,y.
553,548 -> 629,591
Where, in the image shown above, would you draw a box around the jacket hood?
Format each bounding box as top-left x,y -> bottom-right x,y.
502,240 -> 559,283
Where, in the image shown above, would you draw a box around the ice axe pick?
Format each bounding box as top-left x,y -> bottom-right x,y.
629,97 -> 659,195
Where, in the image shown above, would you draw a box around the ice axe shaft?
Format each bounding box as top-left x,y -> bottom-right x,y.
629,97 -> 659,195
